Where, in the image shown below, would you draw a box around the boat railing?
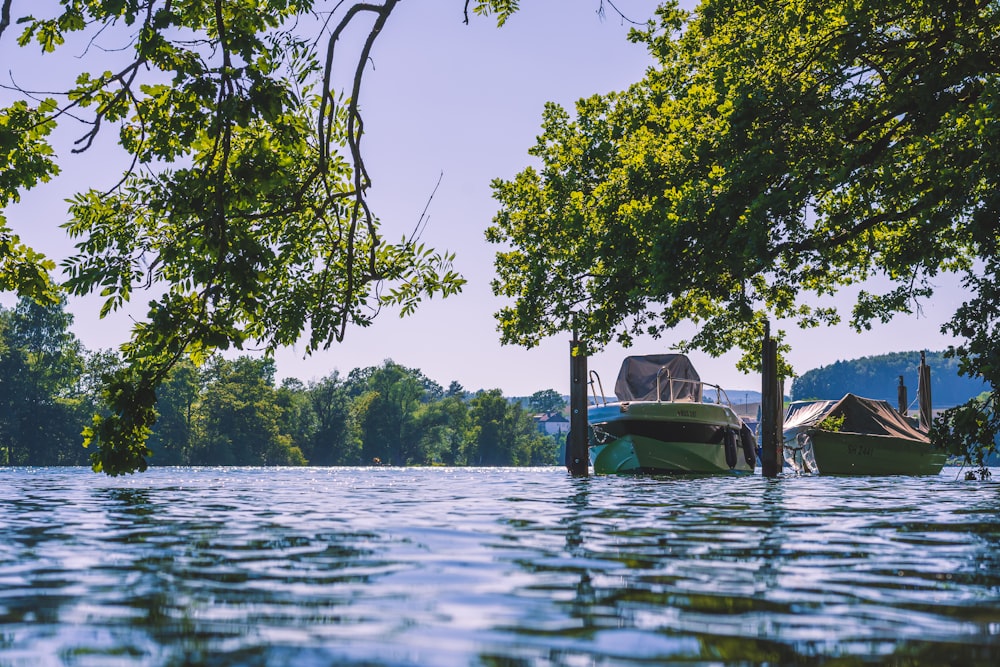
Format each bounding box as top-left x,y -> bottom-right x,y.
588,370 -> 607,407
713,385 -> 735,409
656,367 -> 700,403
593,365 -> 736,408
656,366 -> 671,402
656,367 -> 734,408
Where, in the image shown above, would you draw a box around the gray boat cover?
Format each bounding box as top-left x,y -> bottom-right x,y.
614,354 -> 702,402
784,393 -> 928,442
783,400 -> 836,430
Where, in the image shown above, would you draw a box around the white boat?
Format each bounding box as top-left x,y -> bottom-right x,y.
587,354 -> 756,475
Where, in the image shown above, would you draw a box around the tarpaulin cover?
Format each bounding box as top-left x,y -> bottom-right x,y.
785,393 -> 928,442
613,354 -> 702,402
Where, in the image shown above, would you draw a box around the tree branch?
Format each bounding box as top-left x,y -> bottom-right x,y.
319,2 -> 385,170
0,0 -> 11,41
315,1 -> 401,345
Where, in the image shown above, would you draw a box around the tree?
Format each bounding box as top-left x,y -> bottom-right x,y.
464,389 -> 551,466
488,0 -> 1000,457
0,297 -> 89,465
412,395 -> 469,465
465,390 -> 508,466
275,377 -> 318,460
446,381 -> 468,399
147,359 -> 201,465
529,389 -> 566,415
193,355 -> 305,466
306,372 -> 361,465
348,360 -> 436,465
78,348 -> 124,409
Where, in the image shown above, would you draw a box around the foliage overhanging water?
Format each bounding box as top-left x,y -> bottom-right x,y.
2,466 -> 999,666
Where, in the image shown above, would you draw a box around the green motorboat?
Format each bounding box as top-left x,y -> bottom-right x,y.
783,394 -> 946,476
587,354 -> 756,475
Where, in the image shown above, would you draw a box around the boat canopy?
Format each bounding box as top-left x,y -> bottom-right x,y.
784,393 -> 928,442
614,354 -> 702,403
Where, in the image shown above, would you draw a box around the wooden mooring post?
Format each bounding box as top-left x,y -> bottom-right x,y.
760,322 -> 783,478
566,339 -> 590,476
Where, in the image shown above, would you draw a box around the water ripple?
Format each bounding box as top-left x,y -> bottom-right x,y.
1,466 -> 999,665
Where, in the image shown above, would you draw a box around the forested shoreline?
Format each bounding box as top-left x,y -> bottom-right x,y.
0,298 -> 560,468
791,352 -> 990,407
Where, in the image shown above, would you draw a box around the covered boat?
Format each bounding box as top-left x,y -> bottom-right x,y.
783,393 -> 945,475
587,354 -> 756,475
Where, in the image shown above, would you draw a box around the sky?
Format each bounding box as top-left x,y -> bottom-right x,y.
2,0 -> 972,399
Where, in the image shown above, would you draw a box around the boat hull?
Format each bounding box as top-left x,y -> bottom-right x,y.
588,401 -> 755,475
803,429 -> 946,476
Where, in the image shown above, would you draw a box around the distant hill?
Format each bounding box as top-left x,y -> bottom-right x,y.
791,350 -> 988,408
705,388 -> 761,407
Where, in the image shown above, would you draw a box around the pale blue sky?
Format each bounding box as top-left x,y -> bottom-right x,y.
2,0 -> 969,397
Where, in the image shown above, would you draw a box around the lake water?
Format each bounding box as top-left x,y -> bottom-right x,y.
2,466 -> 999,666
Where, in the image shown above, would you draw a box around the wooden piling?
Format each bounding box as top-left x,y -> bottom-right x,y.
918,350 -> 932,430
566,339 -> 590,476
897,375 -> 908,416
760,323 -> 782,478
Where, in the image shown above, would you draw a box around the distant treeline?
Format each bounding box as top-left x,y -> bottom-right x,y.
0,298 -> 562,467
790,350 -> 989,407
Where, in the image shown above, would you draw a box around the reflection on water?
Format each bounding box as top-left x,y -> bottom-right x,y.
1,467 -> 999,665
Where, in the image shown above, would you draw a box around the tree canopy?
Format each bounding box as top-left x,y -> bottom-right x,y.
0,297 -> 561,467
0,0 -> 528,474
488,0 -> 999,456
